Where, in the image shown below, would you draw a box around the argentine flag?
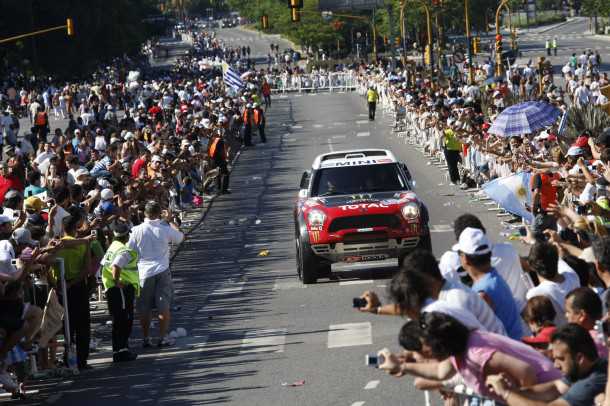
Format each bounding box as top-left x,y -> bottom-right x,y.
482,171 -> 534,223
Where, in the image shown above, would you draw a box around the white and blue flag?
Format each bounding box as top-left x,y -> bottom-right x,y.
557,111 -> 568,136
482,171 -> 534,223
222,62 -> 245,91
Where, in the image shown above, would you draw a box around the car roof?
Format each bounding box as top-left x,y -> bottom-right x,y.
311,149 -> 398,170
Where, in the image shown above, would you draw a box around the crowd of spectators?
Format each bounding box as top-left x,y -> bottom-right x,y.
0,22 -> 271,398
350,47 -> 610,405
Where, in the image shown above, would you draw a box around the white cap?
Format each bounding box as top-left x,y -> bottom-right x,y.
151,155 -> 164,163
74,168 -> 89,178
124,131 -> 135,140
452,227 -> 492,255
100,188 -> 114,201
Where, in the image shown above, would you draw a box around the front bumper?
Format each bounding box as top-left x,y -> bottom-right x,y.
311,236 -> 420,263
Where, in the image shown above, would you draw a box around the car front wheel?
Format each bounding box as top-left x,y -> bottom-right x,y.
296,234 -> 321,284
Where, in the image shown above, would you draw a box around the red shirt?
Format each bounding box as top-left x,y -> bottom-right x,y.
0,175 -> 24,204
131,158 -> 146,179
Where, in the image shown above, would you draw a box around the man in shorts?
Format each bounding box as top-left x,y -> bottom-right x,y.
128,202 -> 183,348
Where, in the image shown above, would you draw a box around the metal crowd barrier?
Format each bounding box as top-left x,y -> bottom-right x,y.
269,72 -> 358,93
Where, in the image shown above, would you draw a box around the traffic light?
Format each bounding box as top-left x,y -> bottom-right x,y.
424,45 -> 431,66
473,36 -> 480,54
495,34 -> 502,56
66,18 -> 74,36
289,0 -> 301,22
291,7 -> 300,22
261,14 -> 269,29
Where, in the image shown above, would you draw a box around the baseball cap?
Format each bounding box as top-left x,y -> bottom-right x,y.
151,155 -> 164,163
452,227 -> 492,255
4,190 -> 21,200
24,196 -> 44,211
522,325 -> 556,346
124,131 -> 135,140
100,188 -> 114,201
573,135 -> 589,148
0,215 -> 12,224
12,228 -> 38,246
566,146 -> 584,157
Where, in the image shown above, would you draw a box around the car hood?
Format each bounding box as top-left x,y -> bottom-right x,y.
310,191 -> 417,208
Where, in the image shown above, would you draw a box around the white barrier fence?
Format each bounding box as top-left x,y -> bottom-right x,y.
269,72 -> 358,93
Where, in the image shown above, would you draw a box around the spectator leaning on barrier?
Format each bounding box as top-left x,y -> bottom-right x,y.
128,201 -> 183,348
100,222 -> 139,363
564,287 -> 608,359
486,324 -> 607,406
378,312 -> 562,404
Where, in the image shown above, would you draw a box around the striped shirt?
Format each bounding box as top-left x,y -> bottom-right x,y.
439,279 -> 507,335
91,155 -> 111,176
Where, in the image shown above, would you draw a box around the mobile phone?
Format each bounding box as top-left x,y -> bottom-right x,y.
353,297 -> 367,308
10,259 -> 17,266
12,211 -> 19,218
365,354 -> 385,368
91,230 -> 97,237
518,226 -> 527,237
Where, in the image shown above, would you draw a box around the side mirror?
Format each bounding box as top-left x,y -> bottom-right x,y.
298,189 -> 308,198
299,170 -> 311,189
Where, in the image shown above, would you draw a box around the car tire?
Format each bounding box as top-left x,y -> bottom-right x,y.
296,234 -> 320,284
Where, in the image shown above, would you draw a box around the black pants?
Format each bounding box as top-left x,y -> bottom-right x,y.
243,125 -> 252,146
63,280 -> 90,368
264,95 -> 271,109
368,102 -> 376,120
444,149 -> 461,184
215,161 -> 230,193
258,125 -> 266,143
106,285 -> 135,353
546,48 -> 551,56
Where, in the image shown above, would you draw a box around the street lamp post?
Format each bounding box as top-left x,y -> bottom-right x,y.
465,0 -> 474,84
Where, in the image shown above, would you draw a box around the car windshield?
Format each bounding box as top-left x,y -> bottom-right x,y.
311,163 -> 407,196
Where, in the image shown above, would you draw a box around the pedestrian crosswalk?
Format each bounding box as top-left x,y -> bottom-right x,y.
240,328 -> 287,354
327,322 -> 373,349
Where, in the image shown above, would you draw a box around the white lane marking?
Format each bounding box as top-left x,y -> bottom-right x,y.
364,380 -> 380,390
430,224 -> 454,233
356,120 -> 369,125
244,242 -> 270,248
338,279 -> 374,286
332,122 -> 345,126
356,132 -> 370,137
240,328 -> 286,354
331,135 -> 346,139
358,114 -> 368,117
273,280 -> 307,290
291,125 -> 303,129
313,124 -> 324,128
327,322 -> 372,348
209,281 -> 245,296
327,138 -> 334,152
351,402 -> 366,406
279,95 -> 288,98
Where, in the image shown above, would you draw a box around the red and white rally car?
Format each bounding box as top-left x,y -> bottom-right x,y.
294,149 -> 431,284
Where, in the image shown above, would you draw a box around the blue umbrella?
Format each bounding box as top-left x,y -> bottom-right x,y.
488,101 -> 561,137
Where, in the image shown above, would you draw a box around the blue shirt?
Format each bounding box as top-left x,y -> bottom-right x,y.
472,268 -> 523,340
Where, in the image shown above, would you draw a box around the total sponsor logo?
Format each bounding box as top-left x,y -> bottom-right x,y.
339,202 -> 389,211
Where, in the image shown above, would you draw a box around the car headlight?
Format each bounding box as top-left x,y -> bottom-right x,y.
401,202 -> 420,219
307,209 -> 326,228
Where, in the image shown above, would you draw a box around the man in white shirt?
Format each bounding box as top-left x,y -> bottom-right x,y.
128,201 -> 183,348
438,214 -> 532,311
526,241 -> 580,326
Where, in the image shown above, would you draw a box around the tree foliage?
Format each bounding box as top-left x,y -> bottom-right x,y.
0,0 -> 164,78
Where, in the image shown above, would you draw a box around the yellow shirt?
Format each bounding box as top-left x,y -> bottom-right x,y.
367,89 -> 378,102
